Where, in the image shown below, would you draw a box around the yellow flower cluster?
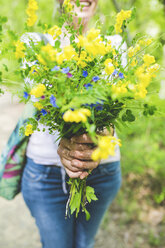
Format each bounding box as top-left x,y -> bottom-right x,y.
40,44 -> 58,63
63,109 -> 91,123
63,45 -> 77,60
138,38 -> 152,46
115,9 -> 132,33
77,28 -> 111,57
128,44 -> 141,58
92,136 -> 121,161
48,25 -> 62,40
75,50 -> 92,68
63,0 -> 73,12
30,84 -> 46,98
25,124 -> 33,136
111,80 -> 128,97
133,55 -> 159,99
143,54 -> 155,66
15,40 -> 25,59
33,102 -> 43,110
87,28 -> 100,42
104,59 -> 115,75
26,0 -> 38,27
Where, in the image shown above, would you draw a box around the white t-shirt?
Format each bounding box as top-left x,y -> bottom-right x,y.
23,31 -> 127,166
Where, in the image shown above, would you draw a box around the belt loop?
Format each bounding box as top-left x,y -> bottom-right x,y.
60,166 -> 68,194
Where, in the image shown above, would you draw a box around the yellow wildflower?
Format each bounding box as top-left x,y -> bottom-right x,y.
95,41 -> 107,56
26,0 -> 38,27
25,124 -> 33,136
37,54 -> 46,65
143,54 -> 155,66
134,44 -> 141,53
146,63 -> 160,76
63,0 -> 73,12
115,9 -> 132,33
77,35 -> 87,48
128,46 -> 134,58
63,108 -> 91,123
92,136 -> 121,161
33,102 -> 43,110
30,84 -> 46,98
63,45 -> 76,60
56,53 -> 65,65
105,65 -> 115,75
130,58 -> 137,67
134,84 -> 147,99
15,40 -> 25,59
48,25 -> 62,40
135,66 -> 145,78
111,83 -> 128,97
87,28 -> 100,42
138,38 -> 152,46
41,44 -> 57,62
104,59 -> 112,66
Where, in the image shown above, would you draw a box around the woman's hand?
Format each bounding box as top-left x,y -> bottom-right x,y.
57,134 -> 99,179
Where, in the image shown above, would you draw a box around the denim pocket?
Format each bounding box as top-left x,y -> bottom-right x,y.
23,166 -> 45,182
98,161 -> 121,176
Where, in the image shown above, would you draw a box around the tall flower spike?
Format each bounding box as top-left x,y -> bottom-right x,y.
26,0 -> 38,27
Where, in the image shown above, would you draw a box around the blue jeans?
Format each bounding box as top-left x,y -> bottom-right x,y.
21,157 -> 122,248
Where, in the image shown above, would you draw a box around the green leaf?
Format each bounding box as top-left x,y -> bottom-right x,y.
1,16 -> 8,23
70,192 -> 81,215
86,186 -> 98,203
127,114 -> 135,122
3,64 -> 8,72
84,208 -> 91,221
55,40 -> 60,49
106,26 -> 114,36
122,114 -> 127,122
76,0 -> 80,7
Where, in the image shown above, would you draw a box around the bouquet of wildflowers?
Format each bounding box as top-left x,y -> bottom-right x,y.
0,0 -> 160,219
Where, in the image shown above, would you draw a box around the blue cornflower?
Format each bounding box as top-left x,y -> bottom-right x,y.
50,95 -> 59,108
119,72 -> 124,79
96,105 -> 103,111
95,100 -> 104,111
92,76 -> 100,82
41,109 -> 47,116
112,69 -> 118,76
62,67 -> 70,74
23,92 -> 29,99
51,66 -> 60,71
84,83 -> 93,90
82,70 -> 88,77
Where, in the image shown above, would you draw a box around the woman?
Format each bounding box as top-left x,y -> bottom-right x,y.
21,1 -> 123,247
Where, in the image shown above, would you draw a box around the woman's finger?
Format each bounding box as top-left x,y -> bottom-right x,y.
80,171 -> 89,180
70,149 -> 93,161
57,145 -> 71,160
64,167 -> 83,179
71,159 -> 99,170
60,157 -> 83,172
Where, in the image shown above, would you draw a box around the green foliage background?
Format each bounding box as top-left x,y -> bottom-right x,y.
0,0 -> 165,192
